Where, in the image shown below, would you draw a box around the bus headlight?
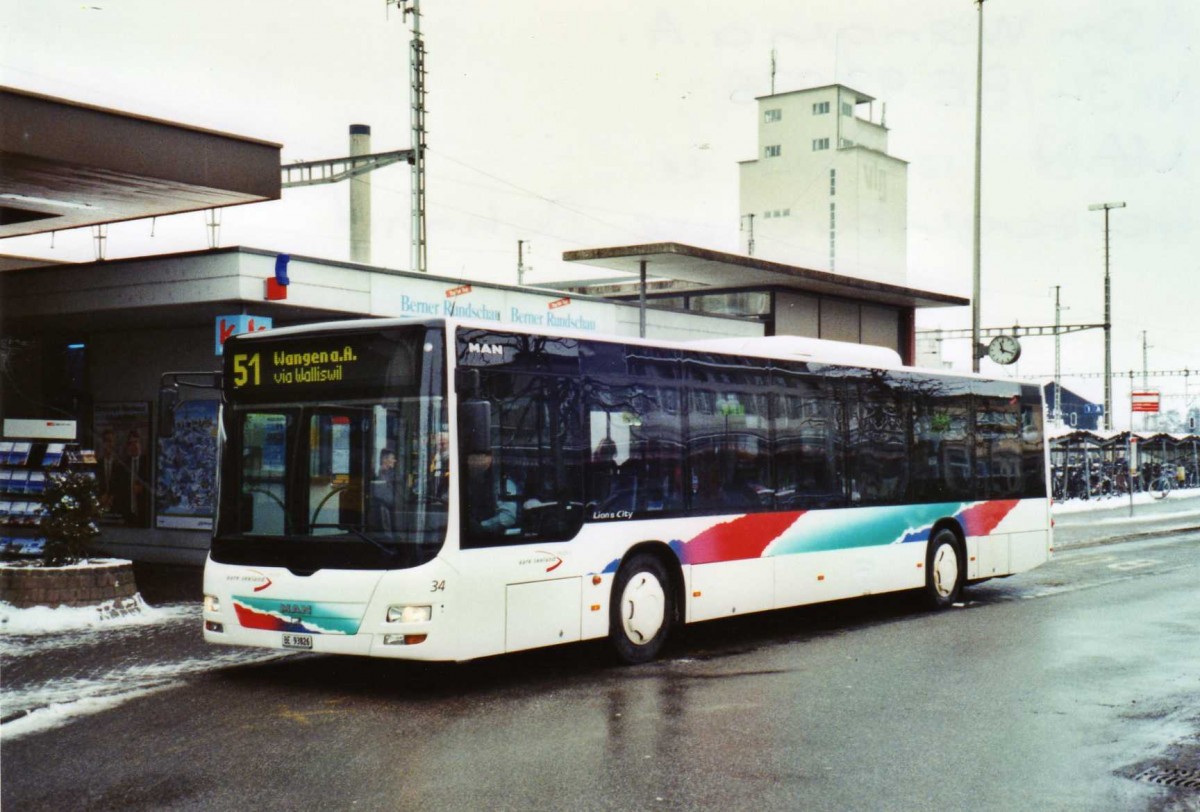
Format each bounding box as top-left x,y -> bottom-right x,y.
387,605 -> 431,624
204,594 -> 221,613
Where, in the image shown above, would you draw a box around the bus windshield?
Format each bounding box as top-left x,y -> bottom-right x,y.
211,326 -> 447,571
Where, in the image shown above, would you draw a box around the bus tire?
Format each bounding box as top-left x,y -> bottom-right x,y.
924,528 -> 964,609
610,554 -> 673,664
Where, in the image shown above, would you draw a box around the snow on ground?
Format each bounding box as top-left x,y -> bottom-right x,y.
1,686 -> 176,740
1052,486 -> 1200,515
1,596 -> 284,741
0,594 -> 189,636
0,647 -> 284,741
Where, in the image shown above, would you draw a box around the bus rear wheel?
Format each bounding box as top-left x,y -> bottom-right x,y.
610,554 -> 673,664
924,528 -> 964,609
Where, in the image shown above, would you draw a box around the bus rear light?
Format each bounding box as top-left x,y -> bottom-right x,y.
692,590 -> 702,598
383,633 -> 428,646
592,575 -> 603,586
817,575 -> 825,581
590,604 -> 601,612
205,620 -> 224,633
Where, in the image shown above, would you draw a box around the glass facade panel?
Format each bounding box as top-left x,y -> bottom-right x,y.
689,291 -> 771,317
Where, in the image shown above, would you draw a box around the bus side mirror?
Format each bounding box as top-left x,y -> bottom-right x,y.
158,384 -> 179,437
460,400 -> 492,455
455,368 -> 481,398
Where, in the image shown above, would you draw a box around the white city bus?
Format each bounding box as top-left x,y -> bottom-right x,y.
202,318 -> 1051,663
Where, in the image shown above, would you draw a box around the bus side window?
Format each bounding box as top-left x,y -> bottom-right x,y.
461,369 -> 584,545
585,381 -> 683,517
907,377 -> 972,503
846,382 -> 909,505
684,354 -> 771,514
771,367 -> 842,510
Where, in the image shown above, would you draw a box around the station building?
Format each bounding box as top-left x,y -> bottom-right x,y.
739,85 -> 908,287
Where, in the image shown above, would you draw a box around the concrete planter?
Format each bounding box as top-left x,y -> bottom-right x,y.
0,560 -> 138,610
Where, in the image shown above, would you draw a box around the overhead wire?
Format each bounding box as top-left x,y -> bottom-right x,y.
433,151 -> 657,243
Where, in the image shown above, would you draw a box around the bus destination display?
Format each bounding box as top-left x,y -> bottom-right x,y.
223,331 -> 417,398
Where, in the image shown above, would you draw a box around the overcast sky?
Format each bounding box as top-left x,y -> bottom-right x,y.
2,0 -> 1197,425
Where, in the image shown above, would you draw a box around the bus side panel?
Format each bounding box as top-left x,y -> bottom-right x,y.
1009,527 -> 1051,574
581,572 -> 615,641
437,547 -> 520,659
688,558 -> 774,622
971,497 -> 1050,577
969,533 -> 1011,579
505,577 -> 582,652
772,544 -> 926,609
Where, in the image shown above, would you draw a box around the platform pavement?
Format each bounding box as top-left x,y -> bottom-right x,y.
1052,490 -> 1200,550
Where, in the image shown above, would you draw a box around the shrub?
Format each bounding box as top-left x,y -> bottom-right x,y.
40,471 -> 102,567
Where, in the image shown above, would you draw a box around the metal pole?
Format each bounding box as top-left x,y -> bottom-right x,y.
1103,206 -> 1111,429
1128,432 -> 1134,517
1142,330 -> 1151,433
1084,441 -> 1092,499
971,0 -> 985,373
1089,201 -> 1124,429
408,0 -> 427,273
1053,285 -> 1062,424
517,239 -> 525,286
1129,369 -> 1137,441
1142,330 -> 1150,390
639,260 -> 648,338
1192,436 -> 1198,490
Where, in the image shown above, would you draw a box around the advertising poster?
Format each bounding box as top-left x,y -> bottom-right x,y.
93,402 -> 153,528
156,399 -> 219,530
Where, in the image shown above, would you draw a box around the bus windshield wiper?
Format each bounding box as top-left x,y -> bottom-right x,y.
310,524 -> 398,557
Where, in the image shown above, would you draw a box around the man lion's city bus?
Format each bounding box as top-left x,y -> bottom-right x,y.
203,318 -> 1050,663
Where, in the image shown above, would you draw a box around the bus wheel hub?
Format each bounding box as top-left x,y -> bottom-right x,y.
621,573 -> 665,643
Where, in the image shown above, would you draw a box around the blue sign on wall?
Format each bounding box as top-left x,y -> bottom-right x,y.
215,315 -> 272,356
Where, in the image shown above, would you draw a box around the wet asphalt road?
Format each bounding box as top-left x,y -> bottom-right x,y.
2,519 -> 1199,811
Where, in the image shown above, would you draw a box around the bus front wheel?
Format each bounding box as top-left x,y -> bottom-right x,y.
924,528 -> 965,609
610,554 -> 673,664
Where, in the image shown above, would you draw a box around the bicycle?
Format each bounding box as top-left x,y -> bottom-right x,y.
1149,474 -> 1174,500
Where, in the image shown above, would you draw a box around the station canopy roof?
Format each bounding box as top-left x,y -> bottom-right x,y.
1,86 -> 281,241
559,242 -> 968,310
